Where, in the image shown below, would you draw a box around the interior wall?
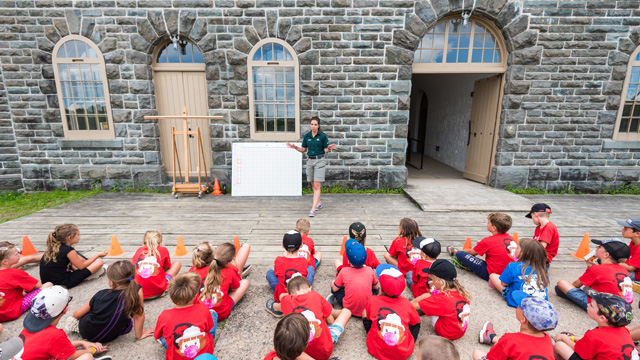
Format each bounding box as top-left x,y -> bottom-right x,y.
410,73 -> 494,172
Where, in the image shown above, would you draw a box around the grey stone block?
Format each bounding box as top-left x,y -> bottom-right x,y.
50,165 -> 79,180
107,165 -> 132,179
378,166 -> 406,188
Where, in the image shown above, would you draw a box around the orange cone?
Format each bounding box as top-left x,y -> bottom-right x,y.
339,235 -> 348,256
513,232 -> 519,244
233,235 -> 241,255
211,178 -> 222,196
21,235 -> 38,256
109,235 -> 124,256
462,236 -> 473,250
175,236 -> 188,256
571,233 -> 590,259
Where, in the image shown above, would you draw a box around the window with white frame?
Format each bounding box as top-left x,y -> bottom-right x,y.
614,49 -> 640,141
248,39 -> 299,141
52,35 -> 114,140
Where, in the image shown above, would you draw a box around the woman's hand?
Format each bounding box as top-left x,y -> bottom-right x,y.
286,142 -> 296,149
328,144 -> 337,150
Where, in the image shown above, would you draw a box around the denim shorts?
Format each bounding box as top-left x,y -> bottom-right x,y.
328,323 -> 344,344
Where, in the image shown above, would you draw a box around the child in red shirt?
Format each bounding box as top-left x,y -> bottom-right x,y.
411,259 -> 471,341
188,242 -> 215,293
411,237 -> 440,298
364,264 -> 421,360
384,218 -> 422,277
555,238 -> 633,311
266,231 -> 311,309
555,288 -> 637,360
617,218 -> 640,282
526,203 -> 560,264
473,297 -> 558,360
296,218 -> 322,270
334,222 -> 381,273
263,313 -> 314,360
132,230 -> 182,299
448,213 -> 515,281
200,243 -> 249,321
0,241 -> 52,323
154,272 -> 217,360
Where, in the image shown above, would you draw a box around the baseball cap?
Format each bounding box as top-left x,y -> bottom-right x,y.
283,230 -> 302,250
583,287 -> 633,327
525,203 -> 552,218
0,338 -> 24,360
348,222 -> 367,242
376,264 -> 405,297
520,297 -> 558,331
424,259 -> 457,281
411,237 -> 441,258
617,219 -> 640,232
195,355 -> 219,360
345,239 -> 367,267
591,238 -> 631,261
23,285 -> 71,333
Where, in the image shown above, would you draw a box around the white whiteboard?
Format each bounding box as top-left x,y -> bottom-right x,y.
232,142 -> 302,196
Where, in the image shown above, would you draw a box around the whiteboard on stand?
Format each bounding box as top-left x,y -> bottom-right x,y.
232,142 -> 302,196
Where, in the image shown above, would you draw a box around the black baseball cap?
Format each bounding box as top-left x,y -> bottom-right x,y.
617,219 -> 640,232
411,237 -> 441,258
424,259 -> 457,281
525,203 -> 552,218
592,238 -> 630,261
583,287 -> 633,327
283,230 -> 302,250
348,222 -> 367,242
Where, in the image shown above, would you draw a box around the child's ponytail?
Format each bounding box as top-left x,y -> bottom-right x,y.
200,243 -> 235,303
399,218 -> 422,243
192,242 -> 215,269
143,230 -> 162,259
107,261 -> 143,318
44,224 -> 78,263
518,238 -> 549,290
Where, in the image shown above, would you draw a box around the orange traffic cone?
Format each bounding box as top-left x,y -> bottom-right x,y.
21,235 -> 38,256
571,233 -> 590,259
462,236 -> 473,250
175,236 -> 188,256
233,235 -> 241,255
211,178 -> 222,196
513,232 -> 519,244
339,235 -> 348,256
109,235 -> 124,256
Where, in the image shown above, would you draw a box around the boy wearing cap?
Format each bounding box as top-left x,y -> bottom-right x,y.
473,297 -> 557,360
19,285 -> 111,360
555,288 -> 638,360
328,240 -> 379,317
617,218 -> 640,282
296,218 -> 322,270
362,264 -> 420,360
411,237 -> 440,298
555,238 -> 633,311
266,231 -> 311,305
526,203 -> 559,264
334,222 -> 380,273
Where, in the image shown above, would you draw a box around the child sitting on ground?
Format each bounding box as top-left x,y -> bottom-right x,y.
20,286 -> 111,360
0,241 -> 52,323
266,231 -> 311,306
617,218 -> 640,282
363,264 -> 421,360
132,230 -> 182,300
411,237 -> 440,298
448,213 -> 515,282
328,240 -> 379,317
154,272 -> 217,360
296,218 -> 322,271
526,203 -> 559,264
416,335 -> 459,360
411,259 -> 471,341
489,238 -> 549,307
555,238 -> 633,311
263,313 -> 314,360
334,222 -> 380,272
473,297 -> 558,360
189,242 -> 215,292
384,218 -> 422,280
555,288 -> 638,360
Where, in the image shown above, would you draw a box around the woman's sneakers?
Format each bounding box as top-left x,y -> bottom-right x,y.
309,210 -> 316,217
479,321 -> 496,344
265,299 -> 283,318
316,203 -> 323,211
64,316 -> 79,334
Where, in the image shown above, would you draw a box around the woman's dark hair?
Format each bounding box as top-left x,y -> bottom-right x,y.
310,116 -> 321,133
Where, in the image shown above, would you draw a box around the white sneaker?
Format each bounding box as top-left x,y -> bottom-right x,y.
86,264 -> 108,281
64,316 -> 79,333
309,210 -> 316,217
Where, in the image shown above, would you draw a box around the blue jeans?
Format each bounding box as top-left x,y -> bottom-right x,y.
266,266 -> 315,291
406,271 -> 414,286
456,251 -> 489,281
159,310 -> 218,348
555,286 -> 588,311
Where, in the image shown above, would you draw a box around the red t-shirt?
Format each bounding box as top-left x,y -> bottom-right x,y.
364,295 -> 420,360
338,247 -> 380,273
626,241 -> 640,280
473,233 -> 515,275
281,291 -> 333,360
580,263 -> 633,303
486,332 -> 554,360
574,326 -> 637,360
387,237 -> 415,275
201,264 -> 240,321
154,303 -> 214,360
189,266 -> 209,293
20,326 -> 77,360
300,235 -> 317,269
274,256 -> 309,302
132,246 -> 172,298
334,266 -> 378,317
263,351 -> 277,360
0,268 -> 39,322
418,290 -> 470,340
411,259 -> 432,298
533,222 -> 559,263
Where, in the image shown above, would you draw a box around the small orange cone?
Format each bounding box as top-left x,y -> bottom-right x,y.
175,236 -> 188,256
109,235 -> 124,256
513,232 -> 519,244
571,233 -> 590,259
233,235 -> 241,255
462,236 -> 473,250
21,235 -> 38,256
339,235 -> 348,256
211,178 -> 222,196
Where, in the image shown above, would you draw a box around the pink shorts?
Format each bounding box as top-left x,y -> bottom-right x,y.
22,288 -> 42,313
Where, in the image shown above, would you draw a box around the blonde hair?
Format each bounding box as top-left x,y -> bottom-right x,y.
143,230 -> 163,259
487,213 -> 512,234
295,218 -> 310,234
418,335 -> 459,360
192,242 -> 215,269
44,224 -> 79,263
200,243 -> 235,303
106,261 -> 143,318
399,218 -> 422,242
518,238 -> 549,290
431,274 -> 472,303
0,241 -> 16,262
168,272 -> 200,306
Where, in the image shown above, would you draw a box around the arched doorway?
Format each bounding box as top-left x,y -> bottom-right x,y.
152,38 -> 212,177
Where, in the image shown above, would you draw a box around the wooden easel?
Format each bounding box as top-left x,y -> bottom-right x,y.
145,106 -> 223,198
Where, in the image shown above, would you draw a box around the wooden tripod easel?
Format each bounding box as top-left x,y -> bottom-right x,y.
145,106 -> 223,198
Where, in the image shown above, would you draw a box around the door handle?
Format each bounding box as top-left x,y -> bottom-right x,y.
467,121 -> 471,146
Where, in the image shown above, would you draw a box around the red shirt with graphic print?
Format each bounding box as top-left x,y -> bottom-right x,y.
280,291 -> 333,360
579,263 -> 632,302
387,237 -> 415,275
533,222 -> 559,263
300,235 -> 317,270
486,332 -> 555,360
273,256 -> 309,302
202,264 -> 240,321
626,241 -> 640,280
19,326 -> 77,360
574,326 -> 637,360
411,259 -> 433,298
132,246 -> 171,298
0,267 -> 39,322
473,233 -> 515,275
364,295 -> 420,360
188,266 -> 209,293
154,303 -> 214,360
418,290 -> 470,340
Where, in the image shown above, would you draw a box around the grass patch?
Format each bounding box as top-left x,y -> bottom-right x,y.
0,188 -> 103,224
603,184 -> 640,195
302,185 -> 403,195
503,182 -> 577,195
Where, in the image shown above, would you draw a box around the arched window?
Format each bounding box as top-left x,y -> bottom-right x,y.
52,35 -> 114,139
153,37 -> 205,71
248,39 -> 299,141
413,17 -> 507,73
614,49 -> 640,141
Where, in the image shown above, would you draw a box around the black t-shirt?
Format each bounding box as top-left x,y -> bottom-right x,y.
79,289 -> 132,343
40,244 -> 75,284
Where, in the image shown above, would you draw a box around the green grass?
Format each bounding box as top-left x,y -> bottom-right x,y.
0,188 -> 103,223
302,185 -> 403,195
603,184 -> 640,195
503,182 -> 577,195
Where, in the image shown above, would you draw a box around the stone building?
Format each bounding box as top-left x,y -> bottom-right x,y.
0,0 -> 639,193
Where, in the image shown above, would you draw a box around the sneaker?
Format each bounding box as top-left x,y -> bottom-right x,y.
315,257 -> 321,268
64,316 -> 79,333
95,357 -> 113,360
325,293 -> 335,306
479,321 -> 496,344
86,264 -> 108,281
242,265 -> 252,278
316,203 -> 323,211
449,257 -> 470,271
265,299 -> 283,318
309,210 -> 316,217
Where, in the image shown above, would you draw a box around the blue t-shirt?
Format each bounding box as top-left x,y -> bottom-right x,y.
499,262 -> 548,307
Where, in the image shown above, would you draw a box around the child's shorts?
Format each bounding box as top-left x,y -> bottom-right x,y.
328,323 -> 344,344
144,274 -> 173,300
501,285 -> 511,301
21,288 -> 42,313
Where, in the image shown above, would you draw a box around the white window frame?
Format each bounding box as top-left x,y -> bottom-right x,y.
247,38 -> 300,141
152,37 -> 206,72
52,35 -> 115,140
613,47 -> 640,142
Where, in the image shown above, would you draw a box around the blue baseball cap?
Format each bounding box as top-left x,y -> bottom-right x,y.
346,239 -> 367,267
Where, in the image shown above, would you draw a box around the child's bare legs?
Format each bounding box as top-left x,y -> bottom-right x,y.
329,308 -> 351,328
87,259 -> 105,274
628,324 -> 640,341
12,253 -> 43,268
232,243 -> 251,270
229,279 -> 249,305
472,350 -> 487,360
554,341 -> 575,359
314,251 -> 322,266
42,282 -> 53,289
166,261 -> 182,278
556,280 -> 575,295
383,252 -> 398,267
488,273 -> 503,293
0,323 -> 3,335
333,258 -> 342,270
76,354 -> 95,360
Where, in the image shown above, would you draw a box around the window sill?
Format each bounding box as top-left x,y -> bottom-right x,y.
58,139 -> 123,149
602,140 -> 640,150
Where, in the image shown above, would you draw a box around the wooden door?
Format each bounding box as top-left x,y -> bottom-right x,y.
463,74 -> 501,183
154,71 -> 212,176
